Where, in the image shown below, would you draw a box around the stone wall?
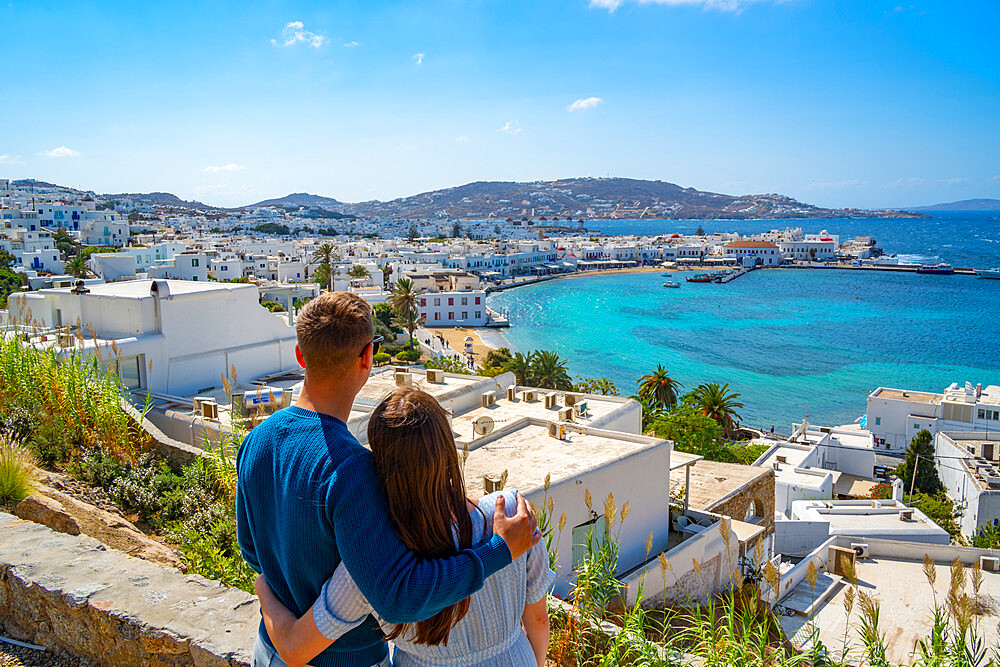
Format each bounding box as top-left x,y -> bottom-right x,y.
706,468 -> 776,534
0,512 -> 256,666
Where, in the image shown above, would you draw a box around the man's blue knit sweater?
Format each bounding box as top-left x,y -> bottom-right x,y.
236,406 -> 513,667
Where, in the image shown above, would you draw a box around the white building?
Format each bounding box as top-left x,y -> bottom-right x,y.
722,240 -> 781,266
789,497 -> 950,546
148,252 -> 209,282
935,431 -> 1000,540
778,240 -> 836,261
7,279 -> 299,397
867,382 -> 1000,451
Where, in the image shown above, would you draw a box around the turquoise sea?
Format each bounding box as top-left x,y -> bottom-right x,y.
488,212 -> 1000,431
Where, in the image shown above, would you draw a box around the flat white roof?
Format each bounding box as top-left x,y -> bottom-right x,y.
42,279 -> 246,299
783,555 -> 1000,665
355,368 -> 494,407
461,422 -> 666,495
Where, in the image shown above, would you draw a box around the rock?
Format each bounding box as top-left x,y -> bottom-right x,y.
14,495 -> 81,536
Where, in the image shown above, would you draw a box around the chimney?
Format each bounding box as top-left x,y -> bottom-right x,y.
892,478 -> 904,502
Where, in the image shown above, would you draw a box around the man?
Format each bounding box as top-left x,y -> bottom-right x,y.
237,292 -> 538,666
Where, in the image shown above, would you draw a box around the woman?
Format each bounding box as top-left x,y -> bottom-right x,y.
255,386 -> 554,667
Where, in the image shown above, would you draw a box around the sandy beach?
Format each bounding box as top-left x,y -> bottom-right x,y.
429,327 -> 500,361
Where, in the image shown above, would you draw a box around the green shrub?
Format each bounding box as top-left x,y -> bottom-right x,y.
423,355 -> 473,375
260,300 -> 286,312
0,443 -> 37,505
28,411 -> 75,466
397,348 -> 421,363
373,351 -> 391,366
0,404 -> 35,446
381,344 -> 402,357
110,452 -> 180,522
73,447 -> 124,489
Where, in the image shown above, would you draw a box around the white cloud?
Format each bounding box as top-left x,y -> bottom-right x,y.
412,53 -> 425,65
567,96 -> 603,112
500,121 -> 522,134
887,176 -> 924,188
272,21 -> 327,48
0,154 -> 24,164
202,163 -> 247,173
991,175 -> 1000,182
590,0 -> 782,13
944,177 -> 969,186
456,136 -> 468,142
41,146 -> 80,158
344,41 -> 360,48
804,179 -> 863,190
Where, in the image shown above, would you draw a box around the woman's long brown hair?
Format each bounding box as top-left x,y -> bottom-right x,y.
367,386 -> 478,646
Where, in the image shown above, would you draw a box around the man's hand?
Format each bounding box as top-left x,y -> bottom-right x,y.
493,491 -> 541,560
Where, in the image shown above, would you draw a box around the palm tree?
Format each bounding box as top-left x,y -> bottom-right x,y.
503,352 -> 536,385
65,254 -> 91,278
311,243 -> 335,290
347,265 -> 371,279
530,350 -> 573,390
636,365 -> 683,411
389,278 -> 425,346
691,382 -> 745,438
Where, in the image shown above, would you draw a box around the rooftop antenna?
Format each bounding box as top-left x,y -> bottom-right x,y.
472,415 -> 495,439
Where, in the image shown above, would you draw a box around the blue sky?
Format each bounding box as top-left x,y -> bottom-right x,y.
1,1 -> 997,208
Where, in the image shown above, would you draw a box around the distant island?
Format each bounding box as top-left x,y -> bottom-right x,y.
17,176 -> 929,220
909,198 -> 1000,212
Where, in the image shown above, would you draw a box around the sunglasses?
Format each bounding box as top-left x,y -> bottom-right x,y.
360,335 -> 384,358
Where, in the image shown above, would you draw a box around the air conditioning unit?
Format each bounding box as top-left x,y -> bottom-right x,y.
899,509 -> 914,521
483,474 -> 502,494
482,391 -> 496,408
565,393 -> 579,406
574,402 -> 587,417
558,407 -> 573,422
987,475 -> 1000,490
850,542 -> 870,558
980,556 -> 1000,572
547,422 -> 565,440
200,400 -> 219,420
544,393 -> 557,409
507,386 -> 517,401
426,369 -> 444,383
523,390 -> 538,402
871,500 -> 882,509
776,455 -> 787,464
395,372 -> 413,387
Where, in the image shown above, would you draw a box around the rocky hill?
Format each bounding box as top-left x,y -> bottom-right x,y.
332,177 -> 925,220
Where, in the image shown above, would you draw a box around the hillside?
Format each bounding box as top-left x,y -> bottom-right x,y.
103,191 -> 214,210
911,198 -> 1000,212
331,177 -> 926,220
250,192 -> 346,208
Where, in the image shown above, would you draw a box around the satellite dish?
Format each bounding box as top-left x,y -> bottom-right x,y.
472,415 -> 495,437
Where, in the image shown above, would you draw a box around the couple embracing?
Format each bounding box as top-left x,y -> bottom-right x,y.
236,292 -> 555,667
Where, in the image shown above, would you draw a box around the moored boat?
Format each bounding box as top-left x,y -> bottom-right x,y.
978,268 -> 1000,279
916,263 -> 954,275
686,274 -> 714,283
663,280 -> 681,288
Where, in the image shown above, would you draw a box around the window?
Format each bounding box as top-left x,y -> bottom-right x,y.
475,296 -> 481,305
434,312 -> 440,320
448,297 -> 454,306
475,311 -> 481,319
191,258 -> 199,267
914,424 -> 920,429
434,297 -> 441,306
221,265 -> 228,271
571,517 -> 607,572
420,298 -> 426,307
448,312 -> 454,320
875,417 -> 881,425
116,355 -> 143,390
980,409 -> 986,419
461,311 -> 467,319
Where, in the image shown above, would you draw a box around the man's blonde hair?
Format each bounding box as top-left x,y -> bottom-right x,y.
296,292 -> 374,374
